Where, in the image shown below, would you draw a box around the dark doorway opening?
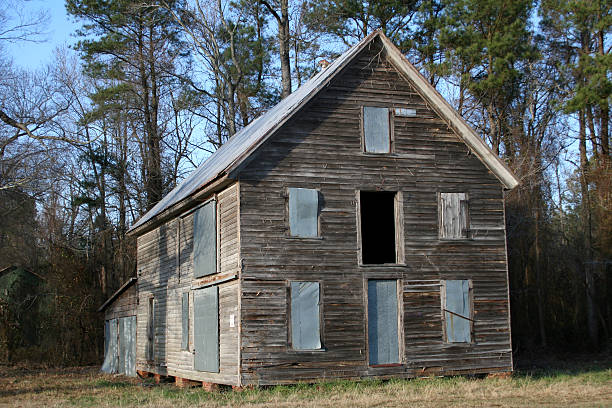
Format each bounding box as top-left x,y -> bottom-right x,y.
360,191 -> 396,264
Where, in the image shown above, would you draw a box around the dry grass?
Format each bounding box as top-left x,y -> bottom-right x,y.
0,362 -> 610,408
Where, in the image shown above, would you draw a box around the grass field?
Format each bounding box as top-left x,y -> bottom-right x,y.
1,359 -> 610,407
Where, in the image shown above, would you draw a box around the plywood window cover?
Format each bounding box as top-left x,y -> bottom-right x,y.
438,192 -> 471,240
289,281 -> 323,351
287,187 -> 321,238
193,199 -> 218,278
441,279 -> 474,344
362,106 -> 393,154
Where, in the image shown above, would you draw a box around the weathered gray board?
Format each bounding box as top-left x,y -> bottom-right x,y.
119,316 -> 137,376
445,280 -> 471,343
368,280 -> 399,365
181,292 -> 189,350
193,200 -> 216,278
194,286 -> 219,372
290,282 -> 321,350
363,106 -> 390,153
288,188 -> 318,237
102,316 -> 136,376
101,319 -> 118,373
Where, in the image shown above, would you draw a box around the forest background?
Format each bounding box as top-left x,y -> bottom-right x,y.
0,0 -> 610,365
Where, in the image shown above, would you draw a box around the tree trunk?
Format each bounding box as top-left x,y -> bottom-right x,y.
579,109 -> 598,347
279,0 -> 291,98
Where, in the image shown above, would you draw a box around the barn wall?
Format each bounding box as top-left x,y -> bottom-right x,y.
104,284 -> 137,321
237,39 -> 512,385
135,183 -> 241,385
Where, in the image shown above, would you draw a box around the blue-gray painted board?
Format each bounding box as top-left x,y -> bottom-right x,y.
194,286 -> 219,372
363,106 -> 390,153
101,320 -> 113,373
291,282 -> 321,350
101,319 -> 118,373
118,316 -> 136,376
289,188 -> 318,237
368,280 -> 399,365
193,201 -> 216,278
182,292 -> 189,350
445,280 -> 471,343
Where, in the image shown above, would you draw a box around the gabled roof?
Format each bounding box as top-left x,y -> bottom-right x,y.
129,31 -> 519,235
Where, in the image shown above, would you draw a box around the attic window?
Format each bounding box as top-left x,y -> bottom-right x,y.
439,193 -> 470,239
359,191 -> 401,264
363,106 -> 391,153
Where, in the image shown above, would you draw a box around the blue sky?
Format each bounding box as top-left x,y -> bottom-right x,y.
8,0 -> 80,68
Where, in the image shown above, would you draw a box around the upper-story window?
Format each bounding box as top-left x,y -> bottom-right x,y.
193,200 -> 217,277
363,106 -> 391,153
359,191 -> 404,265
438,192 -> 470,239
288,187 -> 319,238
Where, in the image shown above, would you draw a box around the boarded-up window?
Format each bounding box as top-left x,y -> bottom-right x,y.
363,106 -> 390,153
194,286 -> 219,372
439,193 -> 469,239
193,200 -> 217,277
288,188 -> 319,237
290,281 -> 321,350
146,297 -> 154,361
368,280 -> 399,365
181,292 -> 189,350
443,280 -> 472,343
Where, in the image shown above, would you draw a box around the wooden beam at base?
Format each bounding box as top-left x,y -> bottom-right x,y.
487,371 -> 512,379
137,370 -> 150,378
202,381 -> 219,392
175,377 -> 201,388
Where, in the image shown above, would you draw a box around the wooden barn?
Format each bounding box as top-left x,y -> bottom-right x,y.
126,31 -> 519,388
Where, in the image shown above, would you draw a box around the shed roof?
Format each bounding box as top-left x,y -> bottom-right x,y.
128,31 -> 519,235
97,277 -> 137,313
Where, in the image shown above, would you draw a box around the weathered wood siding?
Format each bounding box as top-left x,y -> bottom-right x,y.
136,183 -> 241,384
237,39 -> 512,385
104,284 -> 137,321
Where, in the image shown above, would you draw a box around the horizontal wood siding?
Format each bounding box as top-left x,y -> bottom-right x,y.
238,39 -> 511,385
136,183 -> 241,385
104,284 -> 137,321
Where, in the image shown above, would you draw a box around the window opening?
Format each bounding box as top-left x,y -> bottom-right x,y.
360,191 -> 396,264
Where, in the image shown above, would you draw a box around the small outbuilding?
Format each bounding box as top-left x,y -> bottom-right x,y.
99,277 -> 137,376
126,31 -> 519,387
